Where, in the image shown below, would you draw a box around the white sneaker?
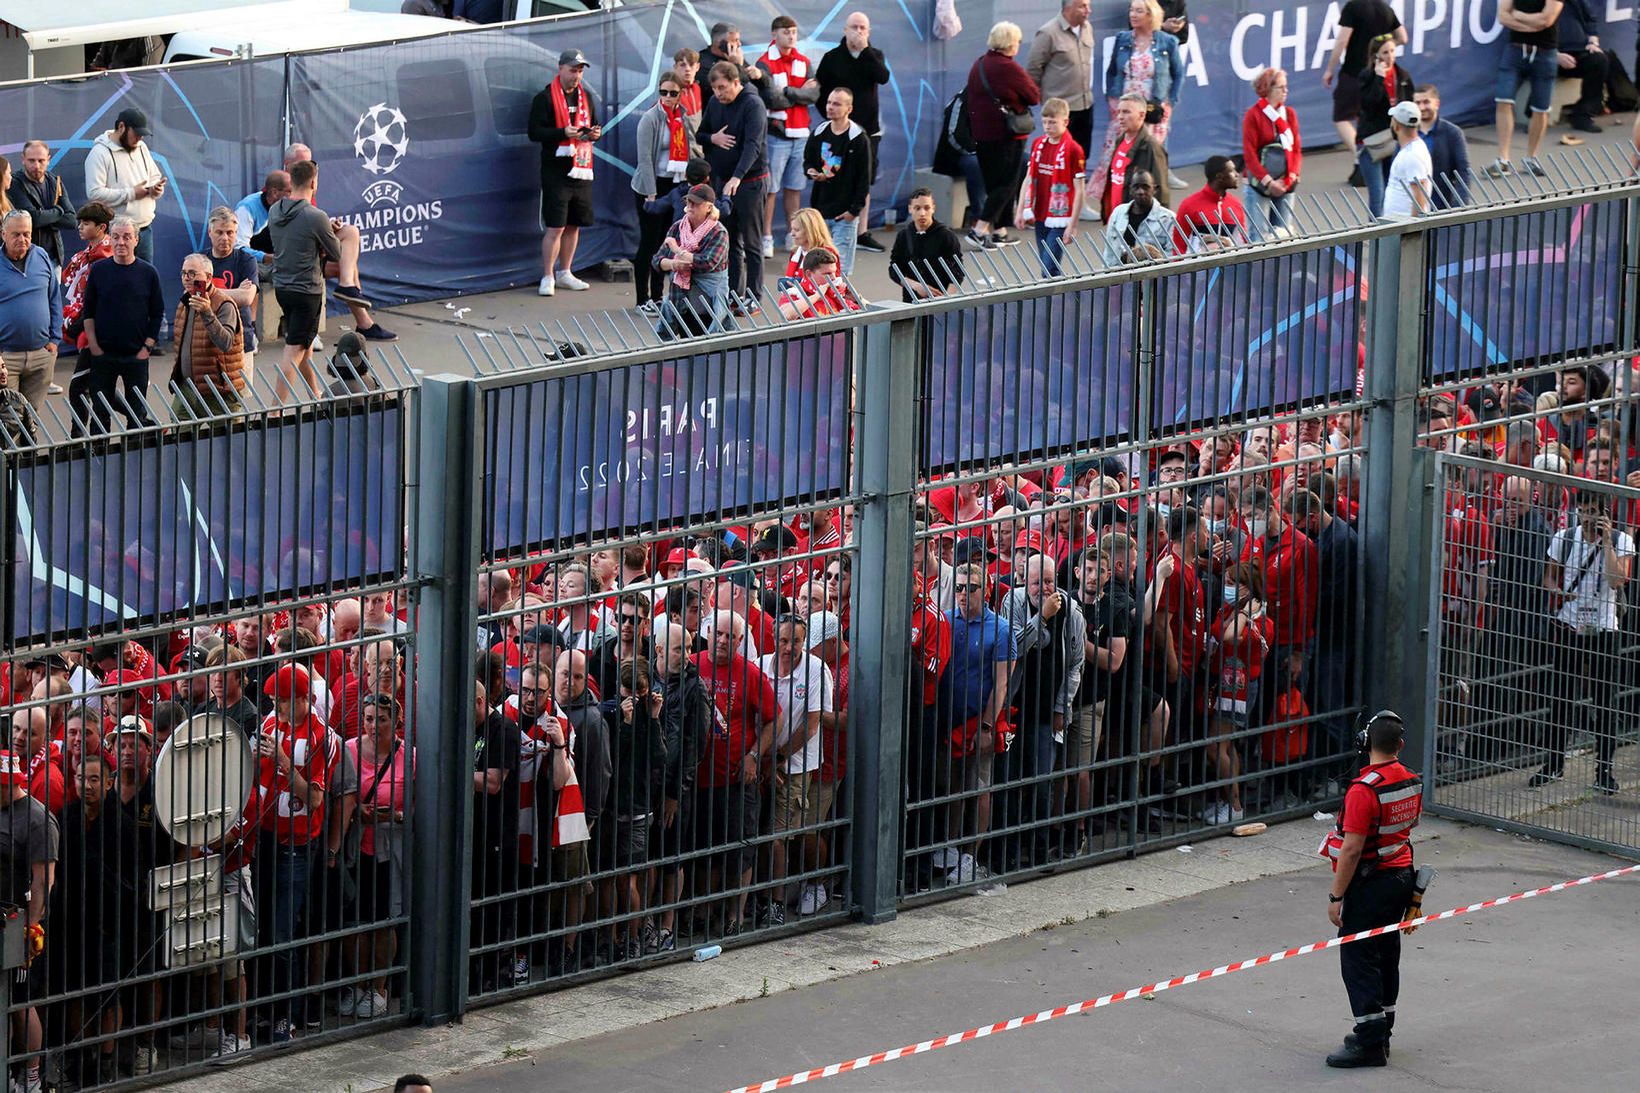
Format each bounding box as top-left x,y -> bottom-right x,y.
46,383 -> 63,395
211,1031 -> 249,1059
1229,806 -> 1246,822
1079,205 -> 1101,222
132,1044 -> 157,1075
1202,801 -> 1229,825
761,235 -> 775,259
337,986 -> 359,1016
555,270 -> 590,291
798,882 -> 827,915
537,276 -> 555,297
945,852 -> 978,885
311,335 -> 324,351
353,990 -> 389,1018
930,847 -> 956,869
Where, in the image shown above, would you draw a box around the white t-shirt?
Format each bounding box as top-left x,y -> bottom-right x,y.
1384,139 -> 1433,218
1549,524 -> 1636,633
757,652 -> 834,775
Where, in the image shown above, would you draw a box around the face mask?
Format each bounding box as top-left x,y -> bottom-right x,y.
1223,583 -> 1240,604
1246,517 -> 1268,540
1204,518 -> 1226,535
1155,502 -> 1172,519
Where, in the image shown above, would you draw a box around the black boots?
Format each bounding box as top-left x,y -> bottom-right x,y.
1327,1037 -> 1388,1068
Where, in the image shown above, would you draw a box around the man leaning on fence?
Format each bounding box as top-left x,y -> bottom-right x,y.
0,209 -> 62,412
171,252 -> 247,419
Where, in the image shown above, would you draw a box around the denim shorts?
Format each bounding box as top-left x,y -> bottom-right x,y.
767,134 -> 808,192
1494,44 -> 1558,113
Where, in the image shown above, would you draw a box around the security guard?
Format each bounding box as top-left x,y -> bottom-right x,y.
1320,710 -> 1422,1067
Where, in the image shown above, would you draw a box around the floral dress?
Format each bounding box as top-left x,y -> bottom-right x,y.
1089,45 -> 1172,204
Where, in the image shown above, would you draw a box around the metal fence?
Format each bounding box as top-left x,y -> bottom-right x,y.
3,165 -> 1639,1088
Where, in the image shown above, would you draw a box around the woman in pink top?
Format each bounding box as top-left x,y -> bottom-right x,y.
344,693 -> 413,1020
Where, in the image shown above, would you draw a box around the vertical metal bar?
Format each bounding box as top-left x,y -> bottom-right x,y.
849,316 -> 919,923
1360,224 -> 1433,761
409,374 -> 481,1023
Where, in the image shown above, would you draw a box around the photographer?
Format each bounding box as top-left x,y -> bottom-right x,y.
1532,489 -> 1634,795
170,252 -> 246,418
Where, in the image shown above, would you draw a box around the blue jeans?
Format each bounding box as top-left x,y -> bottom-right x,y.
829,216 -> 858,276
1356,146 -> 1389,218
255,836 -> 315,1027
959,152 -> 987,229
135,224 -> 154,264
1034,224 -> 1066,277
1494,43 -> 1559,114
1025,715 -> 1060,859
766,135 -> 808,195
1243,184 -> 1294,241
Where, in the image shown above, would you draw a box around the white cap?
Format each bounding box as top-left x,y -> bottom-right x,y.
1389,101 -> 1420,127
806,610 -> 842,649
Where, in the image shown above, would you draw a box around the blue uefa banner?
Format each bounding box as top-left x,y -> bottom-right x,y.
0,58 -> 287,324
1154,243 -> 1364,429
1424,199 -> 1625,380
484,333 -> 853,551
7,405 -> 404,643
925,284 -> 1139,470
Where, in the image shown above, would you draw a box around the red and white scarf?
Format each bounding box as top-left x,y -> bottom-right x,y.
671,213 -> 716,291
1258,98 -> 1297,183
663,102 -> 690,181
760,44 -> 812,137
1021,135 -> 1077,228
552,77 -> 594,180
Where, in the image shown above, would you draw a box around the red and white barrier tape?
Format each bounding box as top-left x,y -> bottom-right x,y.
724,861 -> 1640,1093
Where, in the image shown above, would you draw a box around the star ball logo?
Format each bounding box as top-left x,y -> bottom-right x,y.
342,102 -> 444,252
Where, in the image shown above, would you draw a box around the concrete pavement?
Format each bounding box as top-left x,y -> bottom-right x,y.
406,822 -> 1640,1093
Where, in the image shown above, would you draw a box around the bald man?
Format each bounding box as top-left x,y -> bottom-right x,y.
234,171 -> 291,259
815,11 -> 891,251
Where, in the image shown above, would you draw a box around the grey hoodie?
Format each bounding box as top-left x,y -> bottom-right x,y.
266,196 -> 341,294
84,130 -> 160,228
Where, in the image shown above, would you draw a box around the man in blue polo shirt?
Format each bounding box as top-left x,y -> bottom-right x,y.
0,210 -> 63,409
931,562 -> 1017,887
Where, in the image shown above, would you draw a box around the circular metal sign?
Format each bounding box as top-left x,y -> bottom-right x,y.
151,713 -> 254,849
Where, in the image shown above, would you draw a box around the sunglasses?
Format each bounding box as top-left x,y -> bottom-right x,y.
953,584 -> 978,593
658,88 -> 681,98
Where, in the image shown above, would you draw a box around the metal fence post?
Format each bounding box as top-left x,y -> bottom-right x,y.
1361,226 -> 1434,761
849,314 -> 920,923
410,374 -> 482,1023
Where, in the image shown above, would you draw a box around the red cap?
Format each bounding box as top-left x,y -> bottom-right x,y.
0,751 -> 26,788
929,522 -> 958,542
1013,529 -> 1045,554
263,663 -> 312,701
663,547 -> 698,569
107,668 -> 147,686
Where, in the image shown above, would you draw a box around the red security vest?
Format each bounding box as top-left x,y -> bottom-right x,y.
1320,760 -> 1421,873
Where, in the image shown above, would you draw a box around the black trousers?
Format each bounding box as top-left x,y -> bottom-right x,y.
73,354 -> 155,434
723,174 -> 767,300
1544,624 -> 1626,772
976,138 -> 1026,230
1068,108 -> 1094,163
633,185 -> 678,306
1563,51 -> 1609,121
1339,865 -> 1415,1044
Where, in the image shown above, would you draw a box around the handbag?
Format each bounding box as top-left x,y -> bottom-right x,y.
1362,128 -> 1396,162
1145,100 -> 1166,126
977,56 -> 1035,136
1252,141 -> 1295,195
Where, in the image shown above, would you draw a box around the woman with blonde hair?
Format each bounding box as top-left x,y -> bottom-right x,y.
1090,0 -> 1183,206
780,208 -> 838,290
963,21 -> 1042,247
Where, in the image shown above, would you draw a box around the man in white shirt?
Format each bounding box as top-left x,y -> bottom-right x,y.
1382,101 -> 1432,218
1531,489 -> 1633,795
756,615 -> 834,926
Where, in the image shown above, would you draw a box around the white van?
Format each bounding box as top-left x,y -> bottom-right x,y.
0,0 -> 461,83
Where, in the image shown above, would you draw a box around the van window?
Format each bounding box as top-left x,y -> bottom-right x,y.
484,57 -> 538,137
396,58 -> 475,141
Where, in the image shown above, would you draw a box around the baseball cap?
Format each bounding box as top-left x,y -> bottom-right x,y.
686,183 -> 717,205
928,522 -> 958,542
179,645 -> 213,670
115,107 -> 150,136
1389,101 -> 1420,127
662,547 -> 698,570
0,752 -> 26,789
806,610 -> 842,649
22,651 -> 72,672
263,663 -> 312,701
334,331 -> 369,370
1013,529 -> 1045,554
520,625 -> 571,651
952,536 -> 996,564
1100,456 -> 1129,481
559,49 -> 590,68
109,714 -> 153,747
755,525 -> 800,553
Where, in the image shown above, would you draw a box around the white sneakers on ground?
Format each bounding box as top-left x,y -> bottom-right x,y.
555,270 -> 590,291
799,882 -> 831,915
537,276 -> 555,297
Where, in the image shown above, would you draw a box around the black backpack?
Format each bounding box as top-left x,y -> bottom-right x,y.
933,87 -> 975,177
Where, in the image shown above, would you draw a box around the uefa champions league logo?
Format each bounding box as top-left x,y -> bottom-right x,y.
354,103 -> 410,176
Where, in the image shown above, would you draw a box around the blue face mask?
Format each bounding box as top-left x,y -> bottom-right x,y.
1223,583 -> 1240,604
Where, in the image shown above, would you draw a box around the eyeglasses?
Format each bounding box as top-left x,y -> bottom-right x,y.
658,89 -> 681,98
953,584 -> 977,593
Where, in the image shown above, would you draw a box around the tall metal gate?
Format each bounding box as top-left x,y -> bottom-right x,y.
1427,453 -> 1640,857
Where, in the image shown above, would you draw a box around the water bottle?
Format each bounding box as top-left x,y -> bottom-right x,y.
692,944 -> 722,962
